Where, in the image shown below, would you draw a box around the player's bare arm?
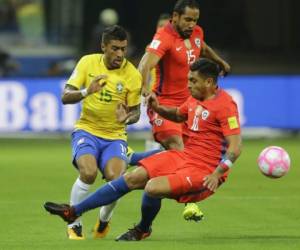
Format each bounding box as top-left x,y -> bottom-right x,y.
62,75 -> 107,104
201,41 -> 231,76
147,93 -> 187,123
138,52 -> 161,96
203,134 -> 242,192
116,103 -> 140,125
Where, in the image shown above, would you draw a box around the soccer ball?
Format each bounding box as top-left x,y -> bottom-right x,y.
257,146 -> 291,178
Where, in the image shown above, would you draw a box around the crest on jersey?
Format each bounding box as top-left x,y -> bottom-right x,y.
201,110 -> 210,120
194,38 -> 201,48
116,82 -> 124,93
154,118 -> 163,126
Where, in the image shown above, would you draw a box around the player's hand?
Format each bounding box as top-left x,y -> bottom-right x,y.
141,86 -> 151,105
116,102 -> 130,123
203,173 -> 220,192
219,61 -> 231,77
146,92 -> 159,110
87,74 -> 107,95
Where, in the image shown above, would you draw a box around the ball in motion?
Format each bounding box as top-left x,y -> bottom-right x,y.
257,146 -> 290,178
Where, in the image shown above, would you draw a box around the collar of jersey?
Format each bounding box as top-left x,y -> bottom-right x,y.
165,22 -> 181,39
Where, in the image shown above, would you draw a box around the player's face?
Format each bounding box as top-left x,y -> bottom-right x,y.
174,7 -> 199,39
102,39 -> 127,69
188,71 -> 212,101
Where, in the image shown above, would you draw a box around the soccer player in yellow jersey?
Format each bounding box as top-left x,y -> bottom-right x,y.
62,25 -> 142,240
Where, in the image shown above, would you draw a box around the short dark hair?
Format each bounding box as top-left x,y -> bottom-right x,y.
190,58 -> 222,83
173,0 -> 200,15
102,25 -> 127,45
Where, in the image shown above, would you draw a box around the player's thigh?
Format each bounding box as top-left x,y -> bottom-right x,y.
144,176 -> 173,198
100,140 -> 128,180
168,166 -> 212,197
71,130 -> 100,173
139,150 -> 186,179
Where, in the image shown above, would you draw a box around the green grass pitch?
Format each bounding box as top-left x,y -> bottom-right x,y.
0,136 -> 299,250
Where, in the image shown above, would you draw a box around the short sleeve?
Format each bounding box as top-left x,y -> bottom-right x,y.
67,56 -> 87,89
217,100 -> 241,136
146,30 -> 172,58
127,72 -> 142,107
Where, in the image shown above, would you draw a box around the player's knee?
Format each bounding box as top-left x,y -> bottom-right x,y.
104,158 -> 127,181
144,181 -> 161,197
79,167 -> 97,184
105,170 -> 123,181
124,170 -> 147,189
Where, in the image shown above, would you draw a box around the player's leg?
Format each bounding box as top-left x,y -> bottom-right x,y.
128,149 -> 162,166
93,157 -> 127,238
92,140 -> 127,238
115,175 -> 172,241
44,167 -> 149,223
116,151 -> 182,241
68,130 -> 100,240
115,192 -> 161,241
93,140 -> 141,238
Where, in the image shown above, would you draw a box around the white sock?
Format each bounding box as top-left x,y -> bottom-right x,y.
68,177 -> 91,228
99,201 -> 118,222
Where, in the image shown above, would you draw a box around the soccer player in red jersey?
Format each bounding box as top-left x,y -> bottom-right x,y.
140,0 -> 231,151
44,58 -> 242,241
140,0 -> 231,221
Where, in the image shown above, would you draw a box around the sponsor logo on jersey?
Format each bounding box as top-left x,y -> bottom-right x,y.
186,176 -> 193,187
149,39 -> 161,50
228,116 -> 239,129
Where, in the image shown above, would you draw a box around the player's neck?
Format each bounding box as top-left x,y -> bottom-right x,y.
103,56 -> 117,70
204,89 -> 218,101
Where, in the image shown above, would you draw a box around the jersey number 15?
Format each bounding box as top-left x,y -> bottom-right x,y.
186,49 -> 196,65
99,89 -> 112,102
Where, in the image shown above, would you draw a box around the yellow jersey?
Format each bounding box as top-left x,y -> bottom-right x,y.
67,54 -> 142,140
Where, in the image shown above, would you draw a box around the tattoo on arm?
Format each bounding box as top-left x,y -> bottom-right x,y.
226,152 -> 238,163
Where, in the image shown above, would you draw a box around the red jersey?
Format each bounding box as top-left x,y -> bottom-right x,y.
178,89 -> 241,167
147,22 -> 204,106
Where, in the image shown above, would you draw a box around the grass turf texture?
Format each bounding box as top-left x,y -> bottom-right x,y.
0,137 -> 299,250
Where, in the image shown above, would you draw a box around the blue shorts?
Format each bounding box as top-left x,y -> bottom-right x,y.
71,130 -> 128,173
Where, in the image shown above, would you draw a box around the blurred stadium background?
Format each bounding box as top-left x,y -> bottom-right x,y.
0,0 -> 299,249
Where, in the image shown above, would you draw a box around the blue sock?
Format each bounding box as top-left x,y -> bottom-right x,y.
129,149 -> 161,166
137,192 -> 161,232
74,176 -> 130,216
